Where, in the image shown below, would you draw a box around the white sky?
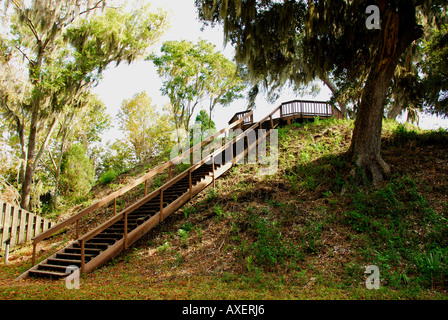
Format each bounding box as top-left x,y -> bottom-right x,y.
92,0 -> 447,144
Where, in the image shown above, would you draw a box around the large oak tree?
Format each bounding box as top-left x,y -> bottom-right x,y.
0,1 -> 168,209
195,0 -> 447,184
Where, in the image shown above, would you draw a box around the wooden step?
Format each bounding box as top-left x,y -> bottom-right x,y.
38,264 -> 75,272
28,269 -> 68,278
65,247 -> 102,255
57,252 -> 95,260
47,258 -> 82,267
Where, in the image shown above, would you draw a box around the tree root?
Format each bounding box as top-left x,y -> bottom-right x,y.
349,153 -> 391,187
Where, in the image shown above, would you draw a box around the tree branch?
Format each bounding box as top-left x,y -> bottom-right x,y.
79,0 -> 106,16
33,115 -> 59,171
11,1 -> 41,44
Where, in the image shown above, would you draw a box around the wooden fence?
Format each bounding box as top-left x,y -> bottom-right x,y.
0,200 -> 54,252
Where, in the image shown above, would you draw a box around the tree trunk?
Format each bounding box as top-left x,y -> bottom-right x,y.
387,101 -> 404,120
21,107 -> 39,210
348,7 -> 422,185
348,67 -> 394,185
321,74 -> 348,118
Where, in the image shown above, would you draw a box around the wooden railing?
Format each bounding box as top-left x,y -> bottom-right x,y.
31,111 -> 254,266
228,110 -> 254,126
280,100 -> 344,120
1,200 -> 54,252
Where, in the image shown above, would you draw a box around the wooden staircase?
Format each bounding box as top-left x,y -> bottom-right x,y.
18,100 -> 342,279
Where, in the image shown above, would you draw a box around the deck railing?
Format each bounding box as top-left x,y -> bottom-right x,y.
228,110 -> 254,125
280,100 -> 344,120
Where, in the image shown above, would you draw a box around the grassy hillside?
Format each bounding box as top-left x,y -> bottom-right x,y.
1,118 -> 448,299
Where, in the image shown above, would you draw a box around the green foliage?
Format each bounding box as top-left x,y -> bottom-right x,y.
117,92 -> 174,163
342,176 -> 448,289
157,241 -> 171,253
149,39 -> 244,131
421,25 -> 448,116
99,169 -> 118,185
59,143 -> 95,201
413,250 -> 448,288
248,215 -> 300,268
279,118 -> 351,193
100,140 -> 135,176
0,1 -> 168,210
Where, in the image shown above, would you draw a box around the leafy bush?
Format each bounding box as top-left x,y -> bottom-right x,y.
59,144 -> 95,201
249,215 -> 300,267
99,169 -> 118,184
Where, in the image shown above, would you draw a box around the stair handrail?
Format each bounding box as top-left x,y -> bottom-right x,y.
30,110 -> 253,265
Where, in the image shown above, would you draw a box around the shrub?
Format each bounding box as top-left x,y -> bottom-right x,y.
249,215 -> 300,267
99,169 -> 118,184
59,144 -> 95,200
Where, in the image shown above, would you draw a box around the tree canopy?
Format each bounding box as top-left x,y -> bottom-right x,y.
117,91 -> 174,163
0,1 -> 169,209
195,0 -> 447,184
149,39 -> 245,133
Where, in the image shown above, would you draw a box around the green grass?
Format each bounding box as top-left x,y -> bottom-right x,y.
341,176 -> 448,289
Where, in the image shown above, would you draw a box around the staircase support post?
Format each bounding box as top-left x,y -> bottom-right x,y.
212,156 -> 215,189
32,241 -> 36,266
159,189 -> 163,223
124,213 -> 128,250
76,220 -> 80,239
80,239 -> 85,274
189,170 -> 192,200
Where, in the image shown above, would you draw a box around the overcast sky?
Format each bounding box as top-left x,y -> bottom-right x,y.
92,0 -> 447,144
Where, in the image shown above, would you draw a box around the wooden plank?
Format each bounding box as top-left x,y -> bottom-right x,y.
42,218 -> 50,233
35,215 -> 42,237
10,205 -> 19,248
160,189 -> 163,223
1,202 -> 11,251
26,213 -> 34,242
0,200 -> 4,234
26,103 -> 270,276
124,213 -> 128,250
18,209 -> 27,245
0,200 -> 4,251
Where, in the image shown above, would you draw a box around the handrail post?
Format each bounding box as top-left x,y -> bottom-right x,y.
114,198 -> 117,215
212,156 -> 215,189
32,241 -> 37,266
189,169 -> 192,200
80,239 -> 85,274
124,212 -> 128,250
159,189 -> 164,223
76,220 -> 80,239
145,180 -> 148,196
168,165 -> 172,181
